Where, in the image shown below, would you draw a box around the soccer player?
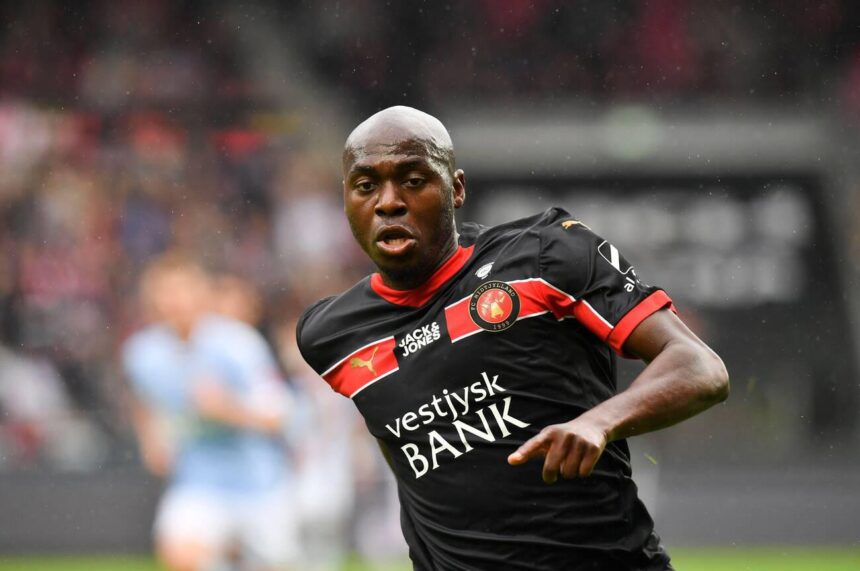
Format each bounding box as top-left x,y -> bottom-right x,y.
296,106 -> 730,570
122,253 -> 297,571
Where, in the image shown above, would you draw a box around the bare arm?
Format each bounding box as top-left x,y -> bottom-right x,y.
508,309 -> 729,483
193,379 -> 288,435
130,399 -> 173,478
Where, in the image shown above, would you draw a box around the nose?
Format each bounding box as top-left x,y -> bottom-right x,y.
374,181 -> 407,218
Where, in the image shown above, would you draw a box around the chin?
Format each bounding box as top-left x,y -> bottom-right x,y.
378,260 -> 425,287
377,258 -> 416,277
371,245 -> 416,268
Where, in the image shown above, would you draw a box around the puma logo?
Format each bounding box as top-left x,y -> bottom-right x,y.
561,220 -> 588,230
350,346 -> 379,376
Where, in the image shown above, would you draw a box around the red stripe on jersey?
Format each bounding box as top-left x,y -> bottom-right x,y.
607,290 -> 675,355
508,279 -> 549,318
443,278 -> 673,356
322,337 -> 399,398
572,301 -> 614,341
521,279 -> 613,341
371,245 -> 475,307
445,279 -> 552,343
444,297 -> 477,342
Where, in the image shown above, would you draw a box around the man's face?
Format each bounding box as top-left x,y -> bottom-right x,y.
343,139 -> 465,289
143,267 -> 211,331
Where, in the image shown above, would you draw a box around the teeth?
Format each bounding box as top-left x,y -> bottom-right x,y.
384,237 -> 408,245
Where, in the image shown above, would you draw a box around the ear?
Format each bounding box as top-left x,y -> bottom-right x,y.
452,169 -> 466,209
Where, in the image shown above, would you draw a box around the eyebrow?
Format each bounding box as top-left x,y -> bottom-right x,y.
347,164 -> 378,178
347,158 -> 434,178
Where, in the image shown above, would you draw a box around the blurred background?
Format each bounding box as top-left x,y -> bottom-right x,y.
0,0 -> 859,569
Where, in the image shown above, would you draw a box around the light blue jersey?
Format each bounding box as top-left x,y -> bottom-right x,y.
123,314 -> 290,493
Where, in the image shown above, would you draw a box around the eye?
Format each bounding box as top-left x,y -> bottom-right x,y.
354,180 -> 377,193
403,177 -> 426,188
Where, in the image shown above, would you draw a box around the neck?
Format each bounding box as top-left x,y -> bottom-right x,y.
168,314 -> 203,340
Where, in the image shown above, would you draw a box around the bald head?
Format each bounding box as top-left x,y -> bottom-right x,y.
340,106 -> 466,290
343,106 -> 456,179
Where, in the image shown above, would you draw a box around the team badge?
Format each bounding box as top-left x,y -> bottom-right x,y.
469,281 -> 520,332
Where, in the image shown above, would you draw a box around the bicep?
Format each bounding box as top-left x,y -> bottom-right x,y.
622,308 -> 710,363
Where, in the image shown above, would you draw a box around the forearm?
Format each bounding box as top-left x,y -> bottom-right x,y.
509,309 -> 729,482
130,402 -> 160,450
193,378 -> 289,434
201,402 -> 285,434
581,339 -> 729,443
130,402 -> 173,476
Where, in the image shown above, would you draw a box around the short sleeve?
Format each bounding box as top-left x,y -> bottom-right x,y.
295,296 -> 334,375
122,342 -> 144,394
121,334 -> 159,403
236,335 -> 291,418
193,321 -> 290,419
538,216 -> 674,357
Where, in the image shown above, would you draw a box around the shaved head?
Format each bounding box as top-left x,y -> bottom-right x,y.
341,106 -> 466,290
343,106 -> 456,179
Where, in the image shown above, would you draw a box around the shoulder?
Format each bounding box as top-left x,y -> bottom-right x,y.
531,206 -> 604,262
121,325 -> 174,386
460,206 -> 575,247
122,325 -> 170,364
295,296 -> 333,358
197,314 -> 270,356
533,206 -> 596,244
296,277 -> 381,372
296,278 -> 369,339
461,207 -> 595,271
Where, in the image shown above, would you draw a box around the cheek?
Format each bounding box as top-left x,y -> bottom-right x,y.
344,201 -> 373,245
415,190 -> 450,227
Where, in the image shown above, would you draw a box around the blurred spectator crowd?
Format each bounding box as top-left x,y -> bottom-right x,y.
6,0 -> 860,111
299,0 -> 860,114
2,0 -> 860,472
0,0 -> 372,472
0,97 -> 369,469
0,2 -> 404,562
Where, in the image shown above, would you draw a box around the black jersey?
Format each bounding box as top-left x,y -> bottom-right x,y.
297,207 -> 675,571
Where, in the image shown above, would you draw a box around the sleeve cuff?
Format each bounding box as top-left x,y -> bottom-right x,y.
607,290 -> 675,358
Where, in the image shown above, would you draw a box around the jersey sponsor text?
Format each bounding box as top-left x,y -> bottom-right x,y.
384,371 -> 531,478
398,322 -> 441,357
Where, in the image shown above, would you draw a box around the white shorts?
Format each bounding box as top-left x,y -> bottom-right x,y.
154,484 -> 298,568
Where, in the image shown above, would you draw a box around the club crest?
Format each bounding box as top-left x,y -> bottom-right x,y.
469,281 -> 520,332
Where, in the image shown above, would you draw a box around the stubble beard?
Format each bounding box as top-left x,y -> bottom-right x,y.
357,190 -> 457,290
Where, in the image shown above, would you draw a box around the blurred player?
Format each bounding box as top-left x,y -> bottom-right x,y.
122,253 -> 297,571
277,316 -> 361,571
213,274 -> 264,328
297,107 -> 730,570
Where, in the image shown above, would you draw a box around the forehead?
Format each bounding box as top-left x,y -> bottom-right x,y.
146,267 -> 206,289
344,138 -> 447,175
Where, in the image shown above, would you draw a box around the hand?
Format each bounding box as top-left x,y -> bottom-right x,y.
507,417 -> 608,484
141,441 -> 173,478
192,380 -> 235,421
190,379 -> 282,433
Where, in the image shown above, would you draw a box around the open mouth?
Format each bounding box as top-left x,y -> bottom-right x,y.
375,226 -> 417,256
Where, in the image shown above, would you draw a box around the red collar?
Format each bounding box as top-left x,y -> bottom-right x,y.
370,245 -> 474,307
